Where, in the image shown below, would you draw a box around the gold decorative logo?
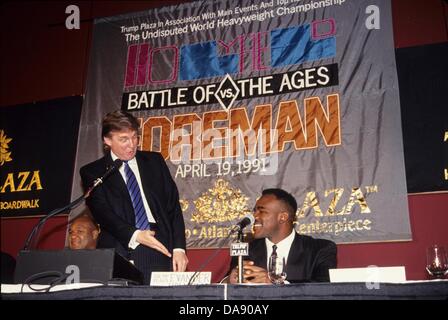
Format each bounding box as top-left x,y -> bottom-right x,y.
0,130 -> 13,166
191,179 -> 250,223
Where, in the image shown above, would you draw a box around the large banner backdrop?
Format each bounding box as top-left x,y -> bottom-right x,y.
72,0 -> 412,247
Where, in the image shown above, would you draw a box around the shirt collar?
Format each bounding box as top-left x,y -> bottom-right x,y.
110,151 -> 137,165
265,229 -> 296,251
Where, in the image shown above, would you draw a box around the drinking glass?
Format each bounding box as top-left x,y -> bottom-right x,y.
268,255 -> 287,284
426,245 -> 448,279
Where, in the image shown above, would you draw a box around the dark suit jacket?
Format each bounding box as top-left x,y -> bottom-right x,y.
231,233 -> 337,282
80,151 -> 186,258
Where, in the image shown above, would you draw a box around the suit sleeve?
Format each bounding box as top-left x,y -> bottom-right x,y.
80,166 -> 136,248
311,240 -> 337,282
155,153 -> 186,250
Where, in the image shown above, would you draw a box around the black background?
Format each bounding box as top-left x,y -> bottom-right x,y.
0,96 -> 82,217
397,42 -> 448,193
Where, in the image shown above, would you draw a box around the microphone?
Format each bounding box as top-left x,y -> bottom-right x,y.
230,214 -> 254,284
231,214 -> 255,233
187,213 -> 254,285
91,159 -> 123,189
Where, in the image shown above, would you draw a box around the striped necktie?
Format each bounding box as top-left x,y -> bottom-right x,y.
269,244 -> 278,272
271,244 -> 278,259
124,161 -> 150,230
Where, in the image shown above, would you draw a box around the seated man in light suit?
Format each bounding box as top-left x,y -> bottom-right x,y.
227,188 -> 337,284
68,214 -> 100,250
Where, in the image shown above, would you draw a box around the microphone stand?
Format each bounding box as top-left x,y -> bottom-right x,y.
237,229 -> 244,284
23,159 -> 122,251
22,185 -> 95,251
187,224 -> 245,285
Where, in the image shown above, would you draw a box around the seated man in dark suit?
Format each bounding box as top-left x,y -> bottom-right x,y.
68,213 -> 100,250
227,188 -> 337,284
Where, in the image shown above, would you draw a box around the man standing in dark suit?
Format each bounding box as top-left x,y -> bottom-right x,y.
228,188 -> 336,284
80,110 -> 188,284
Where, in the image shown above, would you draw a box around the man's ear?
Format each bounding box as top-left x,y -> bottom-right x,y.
103,136 -> 112,148
279,212 -> 289,223
92,229 -> 100,240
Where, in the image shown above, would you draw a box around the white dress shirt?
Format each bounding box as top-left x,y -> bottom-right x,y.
111,152 -> 156,223
111,152 -> 184,253
265,229 -> 296,269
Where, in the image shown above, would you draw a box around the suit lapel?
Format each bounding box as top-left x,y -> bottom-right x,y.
135,152 -> 160,222
250,239 -> 268,269
285,233 -> 304,280
104,153 -> 134,222
105,153 -> 128,197
136,152 -> 153,199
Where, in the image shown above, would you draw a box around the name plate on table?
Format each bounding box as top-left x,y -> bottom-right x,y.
150,272 -> 211,286
329,266 -> 406,283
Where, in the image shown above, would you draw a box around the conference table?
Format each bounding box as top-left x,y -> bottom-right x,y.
2,280 -> 447,300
